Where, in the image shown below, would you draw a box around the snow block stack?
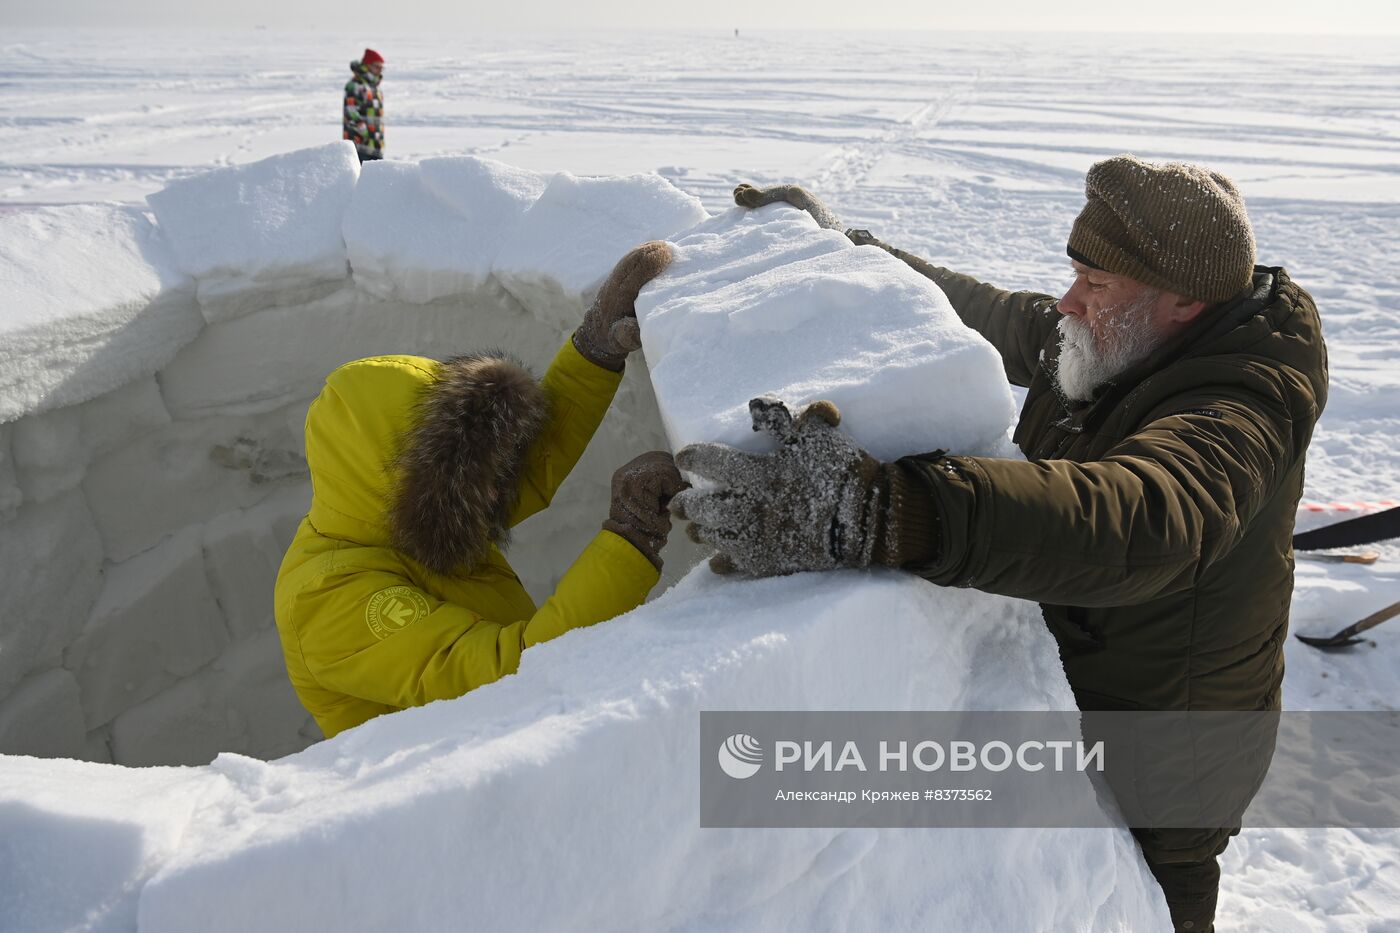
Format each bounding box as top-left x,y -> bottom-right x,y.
0,145 -> 710,768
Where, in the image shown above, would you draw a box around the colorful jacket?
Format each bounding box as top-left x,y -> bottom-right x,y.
343,61 -> 384,158
274,340 -> 659,738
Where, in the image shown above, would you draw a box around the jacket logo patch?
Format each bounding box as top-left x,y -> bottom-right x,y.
365,586 -> 429,639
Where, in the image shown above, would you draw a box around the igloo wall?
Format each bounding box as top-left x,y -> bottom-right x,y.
0,143 -> 1174,932
0,143 -> 711,766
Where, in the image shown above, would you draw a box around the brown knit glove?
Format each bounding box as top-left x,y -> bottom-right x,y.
573,241 -> 673,372
671,398 -> 901,576
733,183 -> 843,232
603,451 -> 687,571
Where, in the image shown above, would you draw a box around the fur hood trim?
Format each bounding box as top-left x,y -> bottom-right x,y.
388,353 -> 548,575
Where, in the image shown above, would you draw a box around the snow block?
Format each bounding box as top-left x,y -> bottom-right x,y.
110,629 -> 316,767
201,487 -> 311,643
134,570 -> 1168,932
418,155 -> 549,234
82,730 -> 113,765
82,407 -> 306,562
146,142 -> 360,323
0,756 -> 215,933
0,204 -> 199,424
0,669 -> 86,760
65,526 -> 230,730
493,171 -> 709,332
344,156 -> 547,304
11,378 -> 171,505
155,286 -> 542,420
637,205 -> 1017,461
0,424 -> 20,522
0,491 -> 104,696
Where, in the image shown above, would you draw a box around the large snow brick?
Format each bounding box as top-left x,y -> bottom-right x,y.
0,204 -> 199,423
11,378 -> 170,505
0,756 -> 215,933
0,424 -> 20,522
636,204 -> 1017,462
0,491 -> 104,696
493,171 -> 709,332
156,287 -> 546,420
344,157 -> 547,304
0,669 -> 86,759
110,629 -> 316,767
65,526 -> 230,730
146,142 -> 359,323
201,488 -> 310,643
83,408 -> 306,563
418,155 -> 549,230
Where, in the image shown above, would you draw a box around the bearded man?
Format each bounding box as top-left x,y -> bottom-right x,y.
676,158 -> 1328,932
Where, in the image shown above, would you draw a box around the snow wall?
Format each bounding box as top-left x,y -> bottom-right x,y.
0,141 -> 1170,930
0,142 -> 711,766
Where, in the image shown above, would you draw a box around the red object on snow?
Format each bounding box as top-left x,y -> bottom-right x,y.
362,48 -> 385,66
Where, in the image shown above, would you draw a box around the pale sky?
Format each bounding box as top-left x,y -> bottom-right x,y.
6,0 -> 1400,34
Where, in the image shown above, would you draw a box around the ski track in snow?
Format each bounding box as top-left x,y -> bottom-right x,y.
5,27 -> 1400,932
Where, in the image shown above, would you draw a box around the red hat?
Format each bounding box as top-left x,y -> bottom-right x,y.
362,48 -> 385,66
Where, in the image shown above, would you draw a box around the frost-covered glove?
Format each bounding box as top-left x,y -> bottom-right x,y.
573,240 -> 673,372
603,451 -> 687,571
671,398 -> 900,576
732,183 -> 843,232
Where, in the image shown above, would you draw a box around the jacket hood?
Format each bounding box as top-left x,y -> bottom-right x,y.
304,353 -> 548,575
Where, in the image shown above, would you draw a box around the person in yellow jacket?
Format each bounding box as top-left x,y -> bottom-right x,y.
275,242 -> 682,739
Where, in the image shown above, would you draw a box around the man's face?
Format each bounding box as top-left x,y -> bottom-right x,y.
367,61 -> 384,77
1053,262 -> 1183,401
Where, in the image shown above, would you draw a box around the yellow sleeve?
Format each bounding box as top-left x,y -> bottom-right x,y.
522,529 -> 659,646
510,338 -> 624,527
295,531 -> 658,712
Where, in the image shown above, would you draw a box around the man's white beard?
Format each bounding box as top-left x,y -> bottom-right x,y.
1054,291 -> 1164,402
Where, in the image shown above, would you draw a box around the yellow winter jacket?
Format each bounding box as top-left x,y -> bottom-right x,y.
274,339 -> 659,739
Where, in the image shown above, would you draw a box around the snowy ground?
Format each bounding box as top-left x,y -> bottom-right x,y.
4,27 -> 1400,931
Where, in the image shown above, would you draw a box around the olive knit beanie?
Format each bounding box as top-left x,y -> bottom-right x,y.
1066,155 -> 1256,304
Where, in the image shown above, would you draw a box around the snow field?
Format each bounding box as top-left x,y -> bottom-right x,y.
0,143 -> 710,768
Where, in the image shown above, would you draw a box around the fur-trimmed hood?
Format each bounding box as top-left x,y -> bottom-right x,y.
304,352 -> 548,576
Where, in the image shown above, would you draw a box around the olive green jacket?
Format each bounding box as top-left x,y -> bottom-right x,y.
883,247 -> 1327,712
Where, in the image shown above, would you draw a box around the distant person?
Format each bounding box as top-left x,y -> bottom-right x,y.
275,243 -> 683,739
343,48 -> 385,163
